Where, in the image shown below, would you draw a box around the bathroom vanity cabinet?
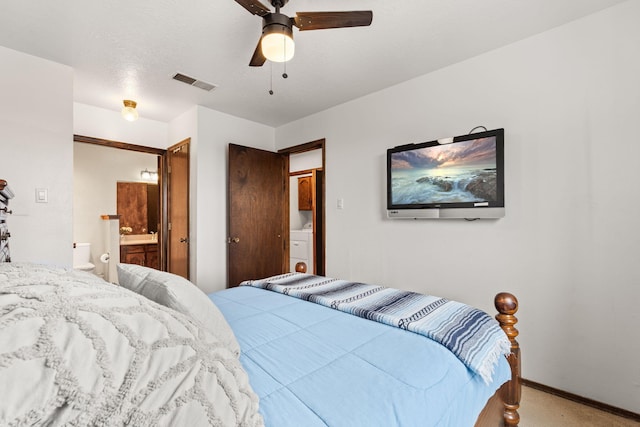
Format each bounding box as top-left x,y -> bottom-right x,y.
120,243 -> 158,269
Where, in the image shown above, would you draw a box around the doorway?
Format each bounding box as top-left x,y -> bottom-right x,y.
226,139 -> 326,287
227,144 -> 288,287
280,139 -> 326,276
73,135 -> 189,278
289,156 -> 324,275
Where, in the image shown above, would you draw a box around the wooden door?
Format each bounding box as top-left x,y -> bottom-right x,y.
227,144 -> 288,287
167,139 -> 190,279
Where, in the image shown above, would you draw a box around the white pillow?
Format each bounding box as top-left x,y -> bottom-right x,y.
117,263 -> 241,357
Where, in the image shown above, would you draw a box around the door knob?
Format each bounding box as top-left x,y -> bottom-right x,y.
227,237 -> 240,244
179,237 -> 188,243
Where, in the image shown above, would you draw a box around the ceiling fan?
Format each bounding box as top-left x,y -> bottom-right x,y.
235,0 -> 373,66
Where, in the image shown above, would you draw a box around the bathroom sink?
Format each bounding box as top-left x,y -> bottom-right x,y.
120,234 -> 157,245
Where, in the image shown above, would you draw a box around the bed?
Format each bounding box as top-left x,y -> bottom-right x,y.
211,272 -> 521,427
0,262 -> 520,426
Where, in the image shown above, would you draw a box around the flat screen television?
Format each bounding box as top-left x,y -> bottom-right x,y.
387,128 -> 505,219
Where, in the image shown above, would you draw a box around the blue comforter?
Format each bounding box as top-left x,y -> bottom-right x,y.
241,272 -> 511,385
210,286 -> 511,427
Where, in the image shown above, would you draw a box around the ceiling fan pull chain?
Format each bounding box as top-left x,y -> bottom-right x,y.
269,61 -> 274,95
282,33 -> 288,79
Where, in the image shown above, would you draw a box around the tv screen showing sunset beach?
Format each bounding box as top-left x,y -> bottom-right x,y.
390,137 -> 498,206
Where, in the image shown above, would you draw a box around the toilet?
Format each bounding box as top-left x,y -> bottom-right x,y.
73,242 -> 95,274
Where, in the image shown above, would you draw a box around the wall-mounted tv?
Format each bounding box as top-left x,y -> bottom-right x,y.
387,128 -> 505,219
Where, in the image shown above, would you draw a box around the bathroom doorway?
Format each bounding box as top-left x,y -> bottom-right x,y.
73,135 -> 166,281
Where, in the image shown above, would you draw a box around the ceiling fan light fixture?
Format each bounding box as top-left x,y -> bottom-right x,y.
262,31 -> 294,62
261,14 -> 295,63
121,99 -> 139,122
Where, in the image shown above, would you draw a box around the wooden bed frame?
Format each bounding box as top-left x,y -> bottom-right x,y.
292,263 -> 521,426
475,292 -> 521,427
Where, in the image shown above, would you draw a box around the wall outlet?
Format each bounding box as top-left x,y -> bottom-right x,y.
337,198 -> 344,209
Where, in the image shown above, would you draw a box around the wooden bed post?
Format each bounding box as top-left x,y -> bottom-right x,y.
495,292 -> 521,426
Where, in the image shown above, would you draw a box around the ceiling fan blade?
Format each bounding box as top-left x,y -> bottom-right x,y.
249,38 -> 266,67
293,11 -> 373,31
235,0 -> 270,17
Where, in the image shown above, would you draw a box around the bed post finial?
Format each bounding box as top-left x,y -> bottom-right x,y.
495,292 -> 520,427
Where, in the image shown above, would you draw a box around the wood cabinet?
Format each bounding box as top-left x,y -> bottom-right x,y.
120,244 -> 158,269
146,245 -> 159,269
298,176 -> 313,210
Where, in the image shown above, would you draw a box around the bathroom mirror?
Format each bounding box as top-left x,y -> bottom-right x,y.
117,182 -> 159,234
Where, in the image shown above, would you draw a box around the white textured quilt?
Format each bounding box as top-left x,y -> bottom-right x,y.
0,263 -> 264,426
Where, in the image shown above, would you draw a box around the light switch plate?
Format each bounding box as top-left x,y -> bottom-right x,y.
36,188 -> 48,203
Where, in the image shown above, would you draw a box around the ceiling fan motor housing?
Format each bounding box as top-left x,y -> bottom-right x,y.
262,13 -> 293,36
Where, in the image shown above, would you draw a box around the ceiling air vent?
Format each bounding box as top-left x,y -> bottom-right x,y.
172,72 -> 217,91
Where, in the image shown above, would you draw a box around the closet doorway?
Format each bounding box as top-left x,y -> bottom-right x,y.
280,139 -> 325,276
225,139 -> 325,287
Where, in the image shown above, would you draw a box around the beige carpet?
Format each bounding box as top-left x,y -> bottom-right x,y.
519,385 -> 640,426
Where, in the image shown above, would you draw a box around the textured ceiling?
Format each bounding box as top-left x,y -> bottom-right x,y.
0,0 -> 627,127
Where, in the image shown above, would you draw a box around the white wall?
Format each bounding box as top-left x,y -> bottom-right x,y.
169,106 -> 275,293
73,142 -> 158,276
275,1 -> 640,413
290,150 -> 322,172
0,46 -> 74,266
74,103 -> 168,149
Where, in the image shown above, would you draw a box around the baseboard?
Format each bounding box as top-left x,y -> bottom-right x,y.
522,378 -> 640,422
